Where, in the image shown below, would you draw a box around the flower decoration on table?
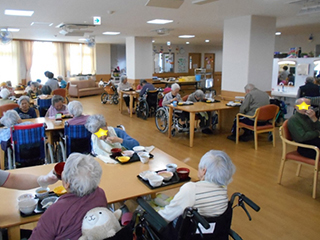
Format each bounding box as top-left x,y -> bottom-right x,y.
94,128 -> 108,138
297,101 -> 310,110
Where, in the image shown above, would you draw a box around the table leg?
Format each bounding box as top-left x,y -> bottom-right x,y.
129,95 -> 133,118
7,226 -> 20,240
189,112 -> 195,147
217,109 -> 221,130
168,107 -> 173,138
0,148 -> 4,170
46,132 -> 53,145
119,92 -> 123,112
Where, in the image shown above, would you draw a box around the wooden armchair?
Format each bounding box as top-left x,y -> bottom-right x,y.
236,104 -> 279,150
52,88 -> 69,104
0,103 -> 19,118
278,120 -> 320,199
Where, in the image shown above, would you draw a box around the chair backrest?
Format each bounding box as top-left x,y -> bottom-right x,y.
37,98 -> 52,117
256,104 -> 279,122
280,120 -> 293,141
52,88 -> 67,98
146,90 -> 159,107
64,123 -> 92,156
0,103 -> 19,117
11,123 -> 46,167
182,94 -> 189,101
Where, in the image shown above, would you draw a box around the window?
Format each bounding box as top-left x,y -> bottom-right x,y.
31,42 -> 59,81
0,41 -> 19,86
67,44 -> 95,76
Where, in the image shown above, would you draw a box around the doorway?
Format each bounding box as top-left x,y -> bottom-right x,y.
188,53 -> 201,75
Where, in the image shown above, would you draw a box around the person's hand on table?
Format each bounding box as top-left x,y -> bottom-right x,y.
37,170 -> 59,188
106,136 -> 123,144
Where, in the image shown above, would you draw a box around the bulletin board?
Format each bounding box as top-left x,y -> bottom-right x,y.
177,57 -> 187,73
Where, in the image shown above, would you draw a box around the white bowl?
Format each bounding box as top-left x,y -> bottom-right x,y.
18,193 -> 34,202
138,152 -> 150,164
139,171 -> 156,180
157,171 -> 174,181
166,163 -> 177,172
148,175 -> 164,187
133,146 -> 145,152
18,199 -> 38,215
41,196 -> 59,209
35,187 -> 50,200
54,120 -> 62,126
122,150 -> 134,157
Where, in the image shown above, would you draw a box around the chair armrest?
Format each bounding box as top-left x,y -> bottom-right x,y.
236,112 -> 256,119
68,84 -> 78,96
282,137 -> 320,152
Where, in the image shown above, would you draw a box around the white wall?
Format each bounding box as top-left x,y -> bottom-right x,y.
111,44 -> 126,72
96,44 -> 111,74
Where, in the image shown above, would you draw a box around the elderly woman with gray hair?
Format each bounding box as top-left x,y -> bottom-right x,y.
0,110 -> 32,143
158,150 -> 235,222
45,95 -> 69,117
85,114 -> 139,156
117,76 -> 135,113
14,95 -> 37,119
30,153 -> 107,240
67,101 -> 89,125
0,88 -> 14,105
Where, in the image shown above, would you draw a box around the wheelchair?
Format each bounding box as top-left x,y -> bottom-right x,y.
101,80 -> 119,105
155,107 -> 189,136
56,121 -> 92,162
136,89 -> 161,120
37,98 -> 52,117
4,123 -> 54,169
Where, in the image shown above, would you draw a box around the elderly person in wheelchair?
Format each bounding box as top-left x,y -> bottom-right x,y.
29,153 -> 107,240
158,150 -> 235,223
85,114 -> 139,156
45,95 -> 70,117
0,110 -> 32,143
14,95 -> 37,119
67,100 -> 89,125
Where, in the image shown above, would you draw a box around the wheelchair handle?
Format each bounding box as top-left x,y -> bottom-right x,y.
192,209 -> 210,229
241,194 -> 260,212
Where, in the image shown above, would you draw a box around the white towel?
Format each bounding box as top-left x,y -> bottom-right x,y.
145,145 -> 155,153
97,155 -> 118,164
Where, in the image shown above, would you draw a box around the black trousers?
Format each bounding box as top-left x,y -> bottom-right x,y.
123,96 -> 135,108
298,138 -> 320,159
231,116 -> 267,135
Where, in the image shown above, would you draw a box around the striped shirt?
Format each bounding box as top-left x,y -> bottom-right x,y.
158,181 -> 228,222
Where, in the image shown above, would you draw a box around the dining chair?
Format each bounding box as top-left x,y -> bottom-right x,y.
0,103 -> 19,118
236,104 -> 279,150
278,120 -> 320,199
52,88 -> 69,104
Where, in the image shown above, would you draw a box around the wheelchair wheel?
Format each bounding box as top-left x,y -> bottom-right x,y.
101,93 -> 109,104
112,94 -> 119,105
155,108 -> 168,133
139,100 -> 149,120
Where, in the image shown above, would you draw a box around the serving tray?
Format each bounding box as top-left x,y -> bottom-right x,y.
137,169 -> 191,189
111,152 -> 154,164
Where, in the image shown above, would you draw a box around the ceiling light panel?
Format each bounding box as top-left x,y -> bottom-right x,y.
179,35 -> 195,38
192,0 -> 218,5
1,28 -> 20,32
5,9 -> 34,16
31,22 -> 53,27
103,32 -> 120,35
147,19 -> 173,24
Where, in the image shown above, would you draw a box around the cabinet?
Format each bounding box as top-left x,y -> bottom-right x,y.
194,68 -> 213,90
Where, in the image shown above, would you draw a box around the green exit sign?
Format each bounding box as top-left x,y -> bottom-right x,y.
93,16 -> 101,25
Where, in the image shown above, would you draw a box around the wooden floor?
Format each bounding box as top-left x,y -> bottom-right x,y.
72,95 -> 320,239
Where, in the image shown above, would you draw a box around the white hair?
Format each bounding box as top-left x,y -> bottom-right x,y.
62,153 -> 102,197
68,101 -> 83,117
0,110 -> 21,127
198,150 -> 236,186
18,95 -> 30,105
51,95 -> 64,105
305,76 -> 314,83
171,83 -> 180,91
194,90 -> 204,99
85,114 -> 107,134
244,83 -> 255,91
0,89 -> 10,99
120,76 -> 127,83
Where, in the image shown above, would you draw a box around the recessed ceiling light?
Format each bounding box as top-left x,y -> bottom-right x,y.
103,31 -> 120,35
205,39 -> 210,43
275,32 -> 281,36
186,42 -> 190,44
167,41 -> 171,46
31,22 -> 53,27
1,28 -> 20,32
5,9 -> 34,17
179,35 -> 195,38
147,19 -> 173,24
152,40 -> 155,43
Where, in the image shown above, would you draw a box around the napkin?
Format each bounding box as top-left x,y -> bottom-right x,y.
145,145 -> 155,153
97,155 -> 118,164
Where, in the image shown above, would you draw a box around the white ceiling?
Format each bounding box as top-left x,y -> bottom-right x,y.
0,0 -> 320,46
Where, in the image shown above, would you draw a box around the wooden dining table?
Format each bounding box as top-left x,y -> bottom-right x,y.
0,147 -> 198,240
167,101 -> 239,147
119,90 -> 139,117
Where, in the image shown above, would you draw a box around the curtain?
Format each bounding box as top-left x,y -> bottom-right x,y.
21,41 -> 34,82
0,40 -> 20,86
55,42 -> 66,77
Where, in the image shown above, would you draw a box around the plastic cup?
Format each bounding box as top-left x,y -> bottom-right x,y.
173,101 -> 177,107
